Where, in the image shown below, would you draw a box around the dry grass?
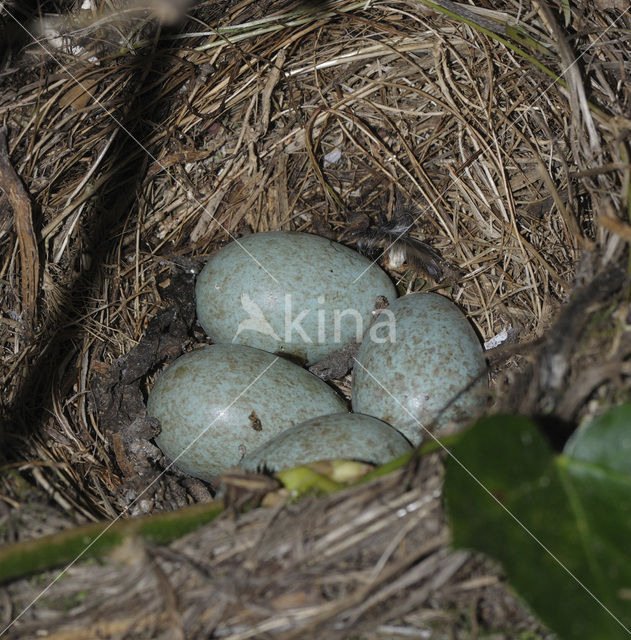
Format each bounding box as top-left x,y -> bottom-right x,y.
0,0 -> 629,636
4,455 -> 551,639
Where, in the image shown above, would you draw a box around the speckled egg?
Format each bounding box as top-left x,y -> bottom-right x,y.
147,344 -> 347,480
195,231 -> 397,364
351,293 -> 487,445
240,413 -> 412,472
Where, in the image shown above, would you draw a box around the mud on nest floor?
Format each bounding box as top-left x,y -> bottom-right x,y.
0,0 -> 630,637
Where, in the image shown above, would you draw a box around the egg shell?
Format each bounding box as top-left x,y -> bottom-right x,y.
195,231 -> 397,364
147,344 -> 348,480
351,293 -> 487,445
240,413 -> 412,472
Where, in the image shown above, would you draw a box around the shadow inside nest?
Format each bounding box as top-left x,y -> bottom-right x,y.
1,23 -> 205,518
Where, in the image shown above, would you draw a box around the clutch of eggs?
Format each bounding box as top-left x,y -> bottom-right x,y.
146,232 -> 487,481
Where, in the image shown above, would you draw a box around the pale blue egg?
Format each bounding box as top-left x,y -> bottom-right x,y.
147,344 -> 347,480
351,293 -> 487,445
241,413 -> 412,472
195,232 -> 397,364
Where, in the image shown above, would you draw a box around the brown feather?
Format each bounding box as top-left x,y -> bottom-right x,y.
354,226 -> 461,283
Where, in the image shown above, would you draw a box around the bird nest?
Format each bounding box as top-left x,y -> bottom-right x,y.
0,0 -> 629,637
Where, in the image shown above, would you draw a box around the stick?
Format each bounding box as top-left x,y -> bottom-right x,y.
0,126 -> 39,331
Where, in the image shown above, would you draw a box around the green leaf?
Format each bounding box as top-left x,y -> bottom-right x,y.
444,412 -> 631,640
0,500 -> 224,583
564,402 -> 631,475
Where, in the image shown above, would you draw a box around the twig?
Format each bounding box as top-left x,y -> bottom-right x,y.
0,126 -> 39,331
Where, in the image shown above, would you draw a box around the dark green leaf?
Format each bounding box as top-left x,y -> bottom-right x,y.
444,413 -> 631,640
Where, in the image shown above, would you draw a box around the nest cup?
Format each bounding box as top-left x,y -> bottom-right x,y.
0,0 -> 629,637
